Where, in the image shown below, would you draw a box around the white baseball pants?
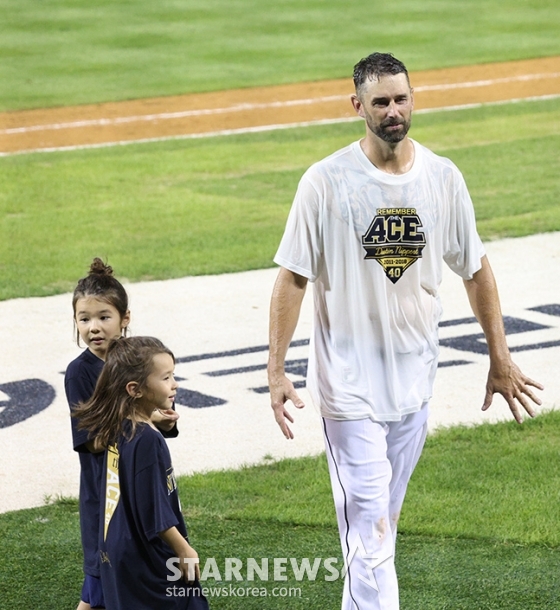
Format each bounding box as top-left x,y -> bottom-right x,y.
322,404 -> 429,610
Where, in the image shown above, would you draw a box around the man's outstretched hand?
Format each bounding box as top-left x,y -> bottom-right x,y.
483,358 -> 544,423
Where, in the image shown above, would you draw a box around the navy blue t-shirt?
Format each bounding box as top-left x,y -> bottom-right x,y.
65,349 -> 105,577
65,349 -> 180,578
100,423 -> 208,610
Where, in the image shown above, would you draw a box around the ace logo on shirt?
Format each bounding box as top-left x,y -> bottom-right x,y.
362,208 -> 426,284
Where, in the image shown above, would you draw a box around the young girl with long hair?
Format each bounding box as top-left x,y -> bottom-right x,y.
74,336 -> 208,610
65,259 -> 179,610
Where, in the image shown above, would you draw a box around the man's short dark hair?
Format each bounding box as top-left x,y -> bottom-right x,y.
353,53 -> 410,94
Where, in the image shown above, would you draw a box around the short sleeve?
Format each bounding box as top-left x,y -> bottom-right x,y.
274,172 -> 323,282
133,433 -> 180,541
442,170 -> 486,280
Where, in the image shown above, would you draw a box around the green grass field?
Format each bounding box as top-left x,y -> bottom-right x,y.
2,0 -> 560,607
1,0 -> 559,110
2,412 -> 560,609
1,97 -> 559,300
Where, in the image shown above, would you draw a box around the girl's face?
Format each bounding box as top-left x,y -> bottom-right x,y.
141,353 -> 178,415
74,296 -> 130,360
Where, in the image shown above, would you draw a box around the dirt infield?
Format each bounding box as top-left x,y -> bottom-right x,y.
1,56 -> 559,154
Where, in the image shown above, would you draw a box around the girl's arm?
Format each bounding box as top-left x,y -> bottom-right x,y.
159,526 -> 200,582
66,368 -> 104,453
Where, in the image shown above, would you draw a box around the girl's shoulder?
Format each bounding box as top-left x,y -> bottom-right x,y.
119,423 -> 171,472
122,422 -> 168,453
65,349 -> 104,404
65,349 -> 104,380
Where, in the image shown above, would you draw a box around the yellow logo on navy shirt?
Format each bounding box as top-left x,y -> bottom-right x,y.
104,443 -> 120,541
362,208 -> 426,283
166,466 -> 177,496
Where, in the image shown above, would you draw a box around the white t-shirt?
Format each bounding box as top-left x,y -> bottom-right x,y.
274,139 -> 485,421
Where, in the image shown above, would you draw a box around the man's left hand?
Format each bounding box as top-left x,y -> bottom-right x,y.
483,359 -> 544,423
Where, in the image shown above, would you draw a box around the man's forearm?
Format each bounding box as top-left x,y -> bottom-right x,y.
463,255 -> 509,362
268,268 -> 308,377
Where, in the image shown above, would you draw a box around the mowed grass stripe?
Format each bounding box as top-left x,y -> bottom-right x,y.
2,0 -> 560,111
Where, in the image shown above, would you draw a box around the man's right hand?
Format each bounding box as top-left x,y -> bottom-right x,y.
268,373 -> 305,439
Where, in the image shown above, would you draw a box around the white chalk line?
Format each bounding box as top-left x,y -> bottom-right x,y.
1,93 -> 559,158
415,71 -> 560,91
0,95 -> 347,135
2,72 -> 559,136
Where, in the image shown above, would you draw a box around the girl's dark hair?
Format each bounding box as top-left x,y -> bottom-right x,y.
74,336 -> 175,447
72,258 -> 129,345
353,52 -> 410,95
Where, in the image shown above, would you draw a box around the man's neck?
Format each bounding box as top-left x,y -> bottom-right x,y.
359,136 -> 415,175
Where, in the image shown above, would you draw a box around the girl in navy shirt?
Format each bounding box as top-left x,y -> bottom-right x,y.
65,259 -> 179,610
74,336 -> 208,610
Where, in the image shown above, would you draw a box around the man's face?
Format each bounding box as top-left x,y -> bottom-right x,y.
355,73 -> 414,144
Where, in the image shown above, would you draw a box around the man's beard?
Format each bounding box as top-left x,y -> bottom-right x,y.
368,116 -> 411,144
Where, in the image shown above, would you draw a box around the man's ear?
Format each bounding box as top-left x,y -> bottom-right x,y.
126,381 -> 141,398
350,93 -> 365,119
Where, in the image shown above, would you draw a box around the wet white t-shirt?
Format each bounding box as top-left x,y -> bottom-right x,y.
274,139 -> 485,421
